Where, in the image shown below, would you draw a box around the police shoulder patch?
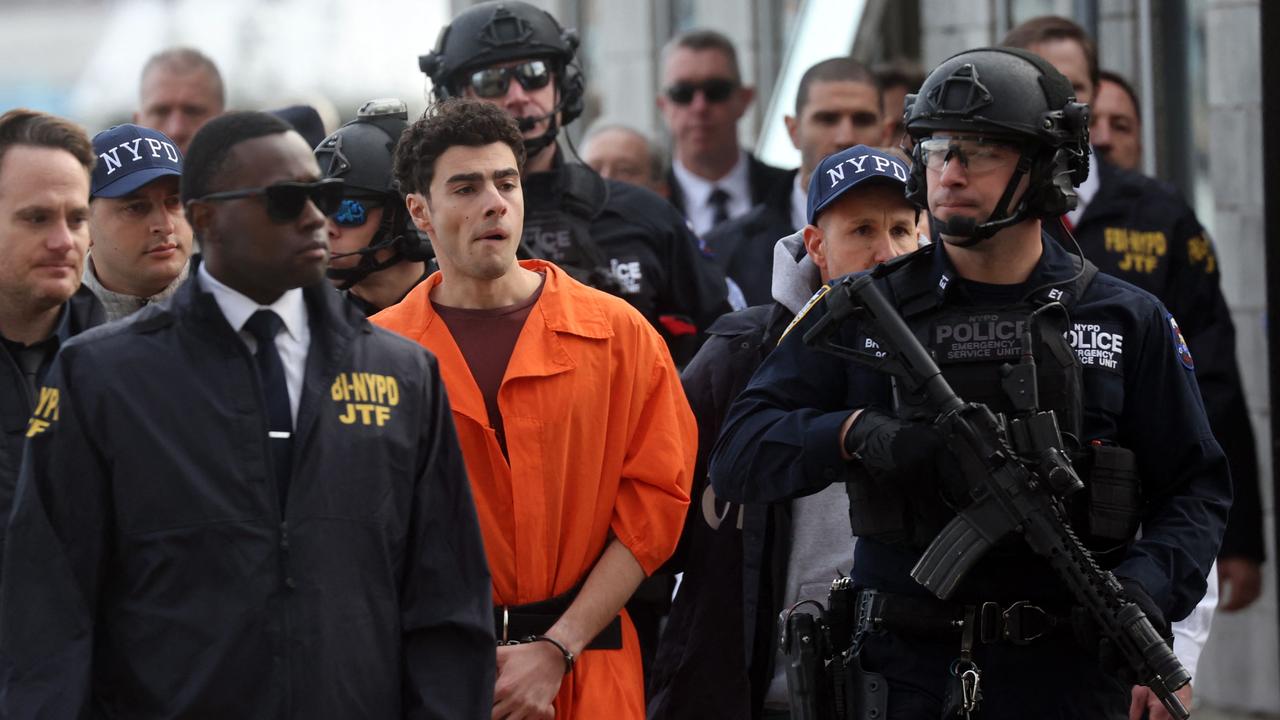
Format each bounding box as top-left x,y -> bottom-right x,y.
1168,314 -> 1194,370
778,284 -> 831,345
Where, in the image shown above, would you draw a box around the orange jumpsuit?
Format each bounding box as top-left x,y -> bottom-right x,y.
373,260 -> 695,718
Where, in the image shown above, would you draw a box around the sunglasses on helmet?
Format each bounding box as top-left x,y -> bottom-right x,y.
664,78 -> 737,105
466,60 -> 553,99
333,197 -> 386,228
194,178 -> 345,223
917,137 -> 1021,175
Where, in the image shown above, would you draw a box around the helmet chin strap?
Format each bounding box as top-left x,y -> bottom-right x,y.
326,203 -> 411,290
514,73 -> 575,158
931,153 -> 1034,247
327,241 -> 406,291
517,109 -> 561,158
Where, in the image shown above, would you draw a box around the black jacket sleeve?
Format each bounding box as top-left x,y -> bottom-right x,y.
1112,301 -> 1233,622
663,311 -> 771,573
400,358 -> 496,719
1163,216 -> 1264,562
0,350 -> 108,719
662,216 -> 732,333
709,301 -> 864,505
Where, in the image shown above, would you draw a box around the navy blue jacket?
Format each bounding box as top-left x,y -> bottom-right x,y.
0,286 -> 104,540
702,170 -> 798,307
648,304 -> 793,720
0,272 -> 495,719
1051,160 -> 1263,562
710,237 -> 1231,623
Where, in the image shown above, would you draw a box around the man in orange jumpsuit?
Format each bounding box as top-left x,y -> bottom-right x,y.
373,98 -> 696,720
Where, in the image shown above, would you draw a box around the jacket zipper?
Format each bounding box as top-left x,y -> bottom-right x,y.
239,343 -> 294,718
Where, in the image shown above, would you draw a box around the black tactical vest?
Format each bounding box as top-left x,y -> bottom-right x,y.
893,286 -> 1084,441
520,162 -> 625,296
845,250 -> 1140,556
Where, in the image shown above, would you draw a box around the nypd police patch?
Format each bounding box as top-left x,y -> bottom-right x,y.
779,284 -> 831,344
1168,314 -> 1194,370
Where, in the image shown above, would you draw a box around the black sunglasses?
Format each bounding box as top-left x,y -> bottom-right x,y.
333,197 -> 385,228
194,178 -> 345,223
665,78 -> 737,105
466,60 -> 553,99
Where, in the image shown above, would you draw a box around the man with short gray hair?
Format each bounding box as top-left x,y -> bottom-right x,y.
581,123 -> 668,197
135,47 -> 225,153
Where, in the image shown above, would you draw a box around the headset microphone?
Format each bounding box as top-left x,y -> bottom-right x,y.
939,216 -> 977,238
516,110 -> 556,133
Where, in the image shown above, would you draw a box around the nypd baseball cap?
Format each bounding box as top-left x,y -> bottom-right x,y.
806,144 -> 911,225
90,124 -> 183,198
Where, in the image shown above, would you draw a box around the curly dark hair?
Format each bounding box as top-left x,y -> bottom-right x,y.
393,98 -> 526,197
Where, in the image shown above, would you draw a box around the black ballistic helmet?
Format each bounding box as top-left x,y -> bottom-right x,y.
903,47 -> 1090,244
314,99 -> 432,288
419,1 -> 585,128
315,98 -> 407,198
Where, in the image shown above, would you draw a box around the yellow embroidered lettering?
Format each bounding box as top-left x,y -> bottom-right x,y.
332,373 -> 400,425
355,403 -> 376,424
33,386 -> 59,421
24,418 -> 49,438
1104,228 -> 1127,254
338,404 -> 357,424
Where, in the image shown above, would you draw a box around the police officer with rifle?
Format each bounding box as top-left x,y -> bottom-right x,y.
710,47 -> 1230,719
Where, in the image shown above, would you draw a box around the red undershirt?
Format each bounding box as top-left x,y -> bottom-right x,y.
432,272 -> 546,458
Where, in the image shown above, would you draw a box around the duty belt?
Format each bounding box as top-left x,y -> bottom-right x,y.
494,582 -> 624,650
855,589 -> 1071,645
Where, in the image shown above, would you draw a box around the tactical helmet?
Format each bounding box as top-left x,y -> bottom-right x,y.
903,47 -> 1090,243
314,99 -> 432,289
419,1 -> 584,127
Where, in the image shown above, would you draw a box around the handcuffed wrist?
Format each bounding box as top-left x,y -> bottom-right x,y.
524,634 -> 575,674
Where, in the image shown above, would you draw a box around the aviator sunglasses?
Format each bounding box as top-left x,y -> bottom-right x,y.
467,60 -> 553,98
194,178 -> 345,223
664,78 -> 737,105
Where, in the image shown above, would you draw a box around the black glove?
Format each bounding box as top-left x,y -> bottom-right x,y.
1083,578 -> 1173,685
843,409 -> 953,487
1119,577 -> 1172,644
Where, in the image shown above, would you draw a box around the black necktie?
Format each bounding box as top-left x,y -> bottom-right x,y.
708,187 -> 731,228
243,310 -> 293,510
14,347 -> 44,400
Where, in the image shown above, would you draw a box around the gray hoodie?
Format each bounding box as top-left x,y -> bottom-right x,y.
761,229 -> 859,709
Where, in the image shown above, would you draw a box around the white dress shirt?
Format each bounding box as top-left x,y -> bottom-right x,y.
198,264 -> 310,423
672,149 -> 753,236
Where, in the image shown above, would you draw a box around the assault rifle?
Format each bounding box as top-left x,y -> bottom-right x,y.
802,273 -> 1190,720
